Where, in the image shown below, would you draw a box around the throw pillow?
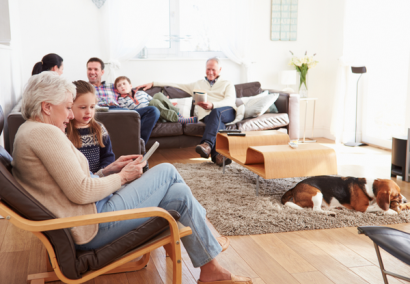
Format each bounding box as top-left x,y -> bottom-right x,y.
265,93 -> 280,113
226,104 -> 245,125
169,97 -> 193,118
243,91 -> 277,118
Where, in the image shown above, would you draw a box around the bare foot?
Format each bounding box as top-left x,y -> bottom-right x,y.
199,259 -> 231,282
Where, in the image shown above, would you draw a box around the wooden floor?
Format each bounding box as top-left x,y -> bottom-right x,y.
2,138 -> 410,284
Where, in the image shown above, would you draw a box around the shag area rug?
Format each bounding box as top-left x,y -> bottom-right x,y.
173,162 -> 410,236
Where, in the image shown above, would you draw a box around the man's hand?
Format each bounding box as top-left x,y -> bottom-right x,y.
118,158 -> 147,185
197,102 -> 213,110
135,82 -> 154,91
102,155 -> 141,176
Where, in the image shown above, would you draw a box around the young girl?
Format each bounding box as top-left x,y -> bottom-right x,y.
114,76 -> 198,124
67,80 -> 115,174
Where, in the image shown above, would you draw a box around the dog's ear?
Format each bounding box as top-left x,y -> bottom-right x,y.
374,181 -> 391,211
357,178 -> 367,185
376,189 -> 391,211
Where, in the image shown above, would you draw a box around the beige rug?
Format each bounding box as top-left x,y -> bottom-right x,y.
174,162 -> 410,236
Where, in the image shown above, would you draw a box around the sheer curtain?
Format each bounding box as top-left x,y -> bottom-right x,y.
101,0 -> 251,83
101,0 -> 158,83
190,0 -> 251,82
331,0 -> 410,148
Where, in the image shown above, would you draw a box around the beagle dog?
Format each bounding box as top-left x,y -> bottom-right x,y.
281,176 -> 409,215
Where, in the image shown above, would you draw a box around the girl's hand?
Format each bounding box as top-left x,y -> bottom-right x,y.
102,155 -> 141,176
118,158 -> 147,185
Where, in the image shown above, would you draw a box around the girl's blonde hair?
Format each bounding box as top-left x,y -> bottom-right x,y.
66,80 -> 106,148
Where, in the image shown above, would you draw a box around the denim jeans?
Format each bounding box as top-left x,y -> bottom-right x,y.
201,106 -> 236,158
76,163 -> 221,268
108,105 -> 160,145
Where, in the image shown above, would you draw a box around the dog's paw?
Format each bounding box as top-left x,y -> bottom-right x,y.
384,209 -> 398,215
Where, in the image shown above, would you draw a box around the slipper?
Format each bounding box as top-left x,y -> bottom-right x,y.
197,274 -> 253,284
217,236 -> 230,252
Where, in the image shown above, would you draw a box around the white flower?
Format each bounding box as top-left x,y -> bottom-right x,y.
291,57 -> 302,67
308,61 -> 318,68
300,56 -> 308,64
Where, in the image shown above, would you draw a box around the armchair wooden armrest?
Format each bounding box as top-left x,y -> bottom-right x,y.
0,201 -> 192,284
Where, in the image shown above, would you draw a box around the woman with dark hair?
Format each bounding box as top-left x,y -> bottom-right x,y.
31,53 -> 64,75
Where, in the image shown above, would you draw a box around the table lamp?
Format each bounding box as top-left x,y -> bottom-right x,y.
281,70 -> 296,92
344,66 -> 368,147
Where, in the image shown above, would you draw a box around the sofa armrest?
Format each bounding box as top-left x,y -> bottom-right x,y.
288,94 -> 300,140
95,111 -> 142,157
262,89 -> 299,140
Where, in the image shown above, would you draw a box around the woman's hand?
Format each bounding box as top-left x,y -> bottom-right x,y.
102,155 -> 141,176
118,157 -> 147,185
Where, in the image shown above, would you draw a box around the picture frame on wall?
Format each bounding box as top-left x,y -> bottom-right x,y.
271,0 -> 298,41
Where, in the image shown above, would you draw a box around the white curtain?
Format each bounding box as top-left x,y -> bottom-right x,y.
192,0 -> 251,82
330,0 -> 410,147
101,0 -> 158,83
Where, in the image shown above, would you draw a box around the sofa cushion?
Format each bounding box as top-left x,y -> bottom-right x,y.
144,87 -> 163,97
163,87 -> 195,116
163,86 -> 191,99
169,97 -> 193,118
151,122 -> 183,138
183,121 -> 206,137
76,210 -> 180,275
236,113 -> 289,131
235,82 -> 262,98
242,91 -> 277,119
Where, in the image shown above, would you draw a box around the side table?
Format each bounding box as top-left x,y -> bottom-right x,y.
299,97 -> 318,143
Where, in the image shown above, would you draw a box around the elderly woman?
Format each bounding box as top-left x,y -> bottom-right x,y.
12,72 -> 251,284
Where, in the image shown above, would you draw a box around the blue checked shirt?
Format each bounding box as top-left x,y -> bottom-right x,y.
93,81 -> 119,106
205,76 -> 219,87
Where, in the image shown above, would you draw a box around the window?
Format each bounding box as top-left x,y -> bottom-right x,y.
140,0 -> 225,58
0,0 -> 11,46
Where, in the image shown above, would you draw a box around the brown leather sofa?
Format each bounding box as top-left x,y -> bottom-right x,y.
5,81 -> 299,156
144,81 -> 300,149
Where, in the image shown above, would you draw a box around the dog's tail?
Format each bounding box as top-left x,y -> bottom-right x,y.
281,189 -> 294,205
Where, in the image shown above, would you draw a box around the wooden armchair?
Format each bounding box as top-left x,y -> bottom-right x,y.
0,106 -> 192,284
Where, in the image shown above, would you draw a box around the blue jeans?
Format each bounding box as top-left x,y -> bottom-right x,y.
108,105 -> 160,145
76,163 -> 221,268
201,106 -> 236,158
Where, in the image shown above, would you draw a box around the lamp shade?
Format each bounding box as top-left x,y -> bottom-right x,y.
280,70 -> 296,85
351,66 -> 367,74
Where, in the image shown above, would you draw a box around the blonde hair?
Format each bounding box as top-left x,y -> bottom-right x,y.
66,80 -> 106,148
21,71 -> 76,121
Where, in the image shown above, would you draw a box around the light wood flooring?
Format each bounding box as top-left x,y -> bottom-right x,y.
2,138 -> 410,284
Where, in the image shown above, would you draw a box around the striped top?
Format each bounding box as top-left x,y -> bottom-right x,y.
117,90 -> 153,110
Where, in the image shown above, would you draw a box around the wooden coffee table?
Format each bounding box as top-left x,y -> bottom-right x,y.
216,131 -> 337,195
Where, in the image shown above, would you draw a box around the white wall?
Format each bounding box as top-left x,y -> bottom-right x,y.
0,0 -> 23,148
18,0 -> 105,84
7,0 -> 346,142
248,0 -> 345,139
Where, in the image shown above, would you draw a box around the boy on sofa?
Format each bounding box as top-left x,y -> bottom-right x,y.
114,76 -> 197,124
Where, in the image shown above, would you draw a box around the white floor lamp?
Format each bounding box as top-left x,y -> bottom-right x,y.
344,66 -> 368,147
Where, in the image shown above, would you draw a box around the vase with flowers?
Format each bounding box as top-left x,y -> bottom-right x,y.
289,51 -> 318,98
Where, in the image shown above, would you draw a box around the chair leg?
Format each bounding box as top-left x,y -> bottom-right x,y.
45,251 -> 53,272
374,242 -> 389,284
164,243 -> 175,262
